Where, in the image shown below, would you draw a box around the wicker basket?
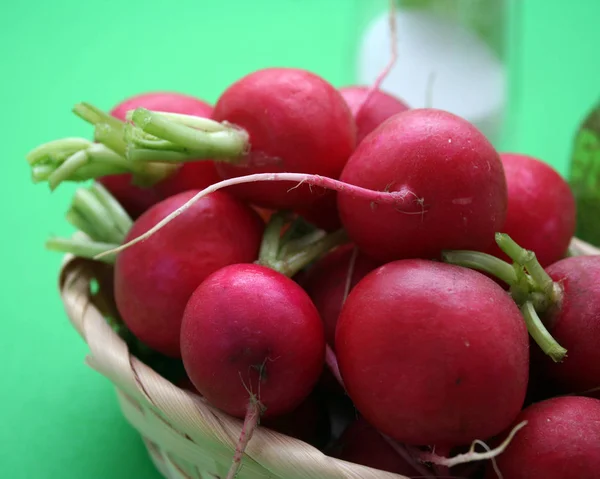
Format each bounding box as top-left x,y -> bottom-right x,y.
57,237 -> 599,479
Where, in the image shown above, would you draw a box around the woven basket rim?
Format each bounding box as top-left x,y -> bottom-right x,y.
57,253 -> 406,479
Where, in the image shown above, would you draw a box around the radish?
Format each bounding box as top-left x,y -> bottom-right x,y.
122,67 -> 356,210
485,396 -> 600,479
114,189 -> 264,357
335,259 -> 529,446
334,417 -> 428,477
445,234 -> 600,396
340,86 -> 409,143
180,263 -> 326,478
301,244 -> 380,347
485,153 -> 576,267
337,108 -> 508,262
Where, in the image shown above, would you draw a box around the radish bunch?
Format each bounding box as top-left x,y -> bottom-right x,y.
30,60 -> 600,479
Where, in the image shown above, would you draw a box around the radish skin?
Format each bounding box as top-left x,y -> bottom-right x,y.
335,259 -> 529,446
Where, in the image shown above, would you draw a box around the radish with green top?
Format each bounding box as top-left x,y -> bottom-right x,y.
444,233 -> 600,396
180,213 -> 349,479
335,259 -> 529,446
120,68 -> 356,210
337,108 -> 508,262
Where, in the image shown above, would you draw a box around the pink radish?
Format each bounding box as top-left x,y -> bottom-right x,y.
180,263 -> 325,478
337,108 -> 508,262
340,86 -> 409,143
114,189 -> 264,357
335,259 -> 529,446
124,68 -> 356,210
334,417 -> 427,476
301,244 -> 380,347
485,396 -> 600,479
485,153 -> 576,267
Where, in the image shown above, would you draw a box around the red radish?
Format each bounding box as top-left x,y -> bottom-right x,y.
301,244 -> 379,347
212,68 -> 356,209
114,190 -> 264,357
98,92 -> 220,217
180,263 -> 325,478
125,68 -> 356,210
485,153 -> 576,267
336,259 -> 529,446
536,255 -> 600,395
334,417 -> 425,477
340,86 -> 409,143
485,396 -> 600,479
337,108 -> 508,262
181,263 -> 325,418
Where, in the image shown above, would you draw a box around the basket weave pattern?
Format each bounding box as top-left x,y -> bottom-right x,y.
58,256 -> 403,479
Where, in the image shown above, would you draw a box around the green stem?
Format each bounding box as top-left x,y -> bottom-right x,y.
257,212 -> 289,266
520,301 -> 567,362
65,209 -> 101,240
45,237 -> 119,264
128,108 -> 249,161
72,102 -> 123,131
27,139 -> 174,189
495,233 -> 556,296
126,110 -> 228,132
89,183 -> 133,237
441,250 -> 518,285
70,188 -> 125,244
274,229 -> 349,277
95,123 -> 128,157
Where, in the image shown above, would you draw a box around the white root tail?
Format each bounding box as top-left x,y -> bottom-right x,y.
418,420 -> 528,469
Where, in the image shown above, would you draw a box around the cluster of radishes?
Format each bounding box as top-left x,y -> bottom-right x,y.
29,65 -> 600,479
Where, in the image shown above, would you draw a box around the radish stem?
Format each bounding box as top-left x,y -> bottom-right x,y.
441,250 -> 518,285
45,237 -> 119,263
521,301 -> 567,362
128,108 -> 248,161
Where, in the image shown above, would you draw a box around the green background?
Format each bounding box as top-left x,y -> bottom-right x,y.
1,0 -> 598,477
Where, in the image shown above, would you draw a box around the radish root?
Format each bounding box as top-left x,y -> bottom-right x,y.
94,172 -> 427,259
226,398 -> 263,479
418,420 -> 528,468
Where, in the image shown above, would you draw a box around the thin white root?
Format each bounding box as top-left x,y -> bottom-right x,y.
473,439 -> 503,479
418,420 -> 527,468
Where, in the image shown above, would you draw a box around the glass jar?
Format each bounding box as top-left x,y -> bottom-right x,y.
352,0 -> 518,147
